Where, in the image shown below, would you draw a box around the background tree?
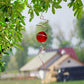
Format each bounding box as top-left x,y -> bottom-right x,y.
54,26 -> 74,48
75,48 -> 84,63
7,56 -> 18,71
74,12 -> 84,62
76,12 -> 84,47
15,32 -> 29,69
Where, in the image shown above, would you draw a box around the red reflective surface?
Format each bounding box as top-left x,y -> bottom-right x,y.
36,31 -> 47,43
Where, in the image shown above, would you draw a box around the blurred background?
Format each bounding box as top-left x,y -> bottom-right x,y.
1,0 -> 84,84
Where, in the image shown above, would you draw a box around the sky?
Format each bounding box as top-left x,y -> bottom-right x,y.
21,1 -> 83,55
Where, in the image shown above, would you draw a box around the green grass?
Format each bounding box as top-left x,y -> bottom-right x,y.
50,80 -> 84,84
0,79 -> 41,84
0,79 -> 84,84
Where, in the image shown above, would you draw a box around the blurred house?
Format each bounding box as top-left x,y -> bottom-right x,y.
20,48 -> 84,79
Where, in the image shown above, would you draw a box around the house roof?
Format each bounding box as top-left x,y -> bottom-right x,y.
20,48 -> 82,71
48,54 -> 84,70
20,52 -> 57,71
59,48 -> 78,60
44,48 -> 78,60
48,54 -> 69,69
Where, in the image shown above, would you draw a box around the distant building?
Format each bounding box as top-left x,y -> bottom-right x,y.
20,48 -> 84,79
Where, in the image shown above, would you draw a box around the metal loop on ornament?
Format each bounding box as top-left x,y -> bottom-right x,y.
36,13 -> 49,32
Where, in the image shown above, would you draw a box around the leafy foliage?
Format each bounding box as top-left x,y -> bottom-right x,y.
28,0 -> 84,21
59,41 -> 71,48
0,0 -> 26,56
68,0 -> 83,19
75,48 -> 84,63
0,61 -> 6,72
76,12 -> 84,41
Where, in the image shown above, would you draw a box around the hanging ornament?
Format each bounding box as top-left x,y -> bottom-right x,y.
36,31 -> 47,43
35,13 -> 49,82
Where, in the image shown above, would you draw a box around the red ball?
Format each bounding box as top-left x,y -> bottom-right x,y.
36,31 -> 47,43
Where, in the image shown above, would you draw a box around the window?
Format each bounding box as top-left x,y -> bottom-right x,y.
68,60 -> 71,63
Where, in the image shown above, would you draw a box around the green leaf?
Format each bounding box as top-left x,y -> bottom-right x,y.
57,0 -> 62,4
10,48 -> 12,52
29,11 -> 34,22
73,4 -> 77,11
57,5 -> 62,9
14,43 -> 24,50
0,45 -> 1,51
29,17 -> 33,22
52,5 -> 55,14
63,0 -> 67,2
34,9 -> 39,16
74,9 -> 78,16
68,0 -> 74,8
17,35 -> 22,42
2,62 -> 5,66
4,52 -> 9,55
78,0 -> 83,6
77,8 -> 83,19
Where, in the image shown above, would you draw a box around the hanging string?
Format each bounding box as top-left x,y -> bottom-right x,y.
38,46 -> 45,70
36,13 -> 49,32
37,13 -> 49,70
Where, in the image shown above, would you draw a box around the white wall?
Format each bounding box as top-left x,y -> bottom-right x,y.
39,70 -> 45,79
30,71 -> 39,78
30,70 -> 47,79
59,57 -> 83,68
